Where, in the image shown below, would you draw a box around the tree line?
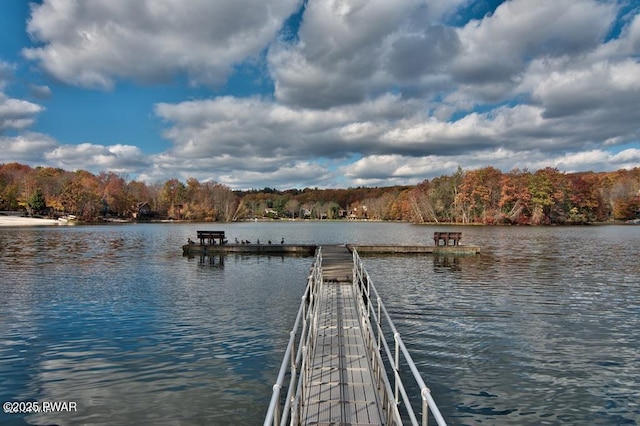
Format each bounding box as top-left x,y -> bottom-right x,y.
1,162 -> 639,224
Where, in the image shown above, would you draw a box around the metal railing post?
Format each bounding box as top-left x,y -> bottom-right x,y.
394,333 -> 400,405
422,390 -> 429,426
272,383 -> 281,426
290,330 -> 296,376
377,298 -> 382,349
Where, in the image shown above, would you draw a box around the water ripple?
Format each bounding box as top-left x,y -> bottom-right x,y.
366,225 -> 640,425
1,223 -> 639,425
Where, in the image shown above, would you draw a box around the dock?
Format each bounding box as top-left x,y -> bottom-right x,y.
183,242 -> 479,256
183,229 -> 479,257
348,243 -> 480,254
264,245 -> 447,426
182,243 -> 317,256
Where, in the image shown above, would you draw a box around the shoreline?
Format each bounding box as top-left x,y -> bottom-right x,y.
0,216 -> 60,227
1,214 -> 635,227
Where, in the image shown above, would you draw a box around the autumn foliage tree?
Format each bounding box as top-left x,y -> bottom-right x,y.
498,169 -> 531,224
607,169 -> 640,220
456,166 -> 502,223
1,162 -> 639,224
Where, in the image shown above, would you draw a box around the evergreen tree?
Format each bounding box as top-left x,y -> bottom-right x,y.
28,189 -> 47,215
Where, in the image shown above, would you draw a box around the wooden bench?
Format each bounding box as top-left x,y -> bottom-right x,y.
197,230 -> 227,245
433,231 -> 462,246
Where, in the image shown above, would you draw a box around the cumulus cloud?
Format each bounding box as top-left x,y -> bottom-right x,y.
531,60 -> 640,120
269,0 -> 465,108
137,151 -> 334,189
341,147 -> 640,188
453,0 -> 614,82
1,132 -> 152,177
0,95 -> 44,132
0,132 -> 58,162
216,161 -> 332,189
154,94 -> 421,162
45,143 -> 149,173
23,0 -> 300,89
269,0 -> 618,109
0,61 -> 44,133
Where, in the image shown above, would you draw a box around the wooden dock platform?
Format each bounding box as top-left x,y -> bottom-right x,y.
302,245 -> 385,425
182,243 -> 317,256
348,243 -> 480,254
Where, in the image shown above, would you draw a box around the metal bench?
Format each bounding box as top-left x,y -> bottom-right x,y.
196,230 -> 227,245
433,231 -> 462,246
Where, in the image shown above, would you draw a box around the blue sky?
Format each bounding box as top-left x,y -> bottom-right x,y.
1,0 -> 639,190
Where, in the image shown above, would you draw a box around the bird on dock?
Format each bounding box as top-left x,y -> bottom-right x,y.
281,237 -> 285,244
234,237 -> 239,244
257,239 -> 260,244
268,240 -> 272,244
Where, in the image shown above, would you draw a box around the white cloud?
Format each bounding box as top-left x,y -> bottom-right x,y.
0,96 -> 44,132
526,148 -> 640,173
217,161 -> 332,189
453,0 -> 614,89
269,0 -> 463,108
530,60 -> 640,118
23,0 -> 300,89
341,147 -> 640,188
44,143 -> 149,173
0,133 -> 58,162
154,94 -> 419,162
0,61 -> 44,133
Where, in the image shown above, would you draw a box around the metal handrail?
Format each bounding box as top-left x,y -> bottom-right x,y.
352,248 -> 447,426
264,247 -> 323,426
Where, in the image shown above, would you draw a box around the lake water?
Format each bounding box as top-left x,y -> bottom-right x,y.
0,222 -> 638,425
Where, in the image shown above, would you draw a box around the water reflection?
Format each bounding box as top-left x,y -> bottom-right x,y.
196,254 -> 225,267
432,254 -> 461,271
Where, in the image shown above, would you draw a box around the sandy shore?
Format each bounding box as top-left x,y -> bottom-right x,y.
0,216 -> 60,227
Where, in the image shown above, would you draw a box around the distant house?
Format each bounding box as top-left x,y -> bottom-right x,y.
132,202 -> 153,219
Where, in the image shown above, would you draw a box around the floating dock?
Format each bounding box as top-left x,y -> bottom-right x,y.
183,243 -> 479,256
182,243 -> 317,256
348,243 -> 480,254
184,230 -> 479,256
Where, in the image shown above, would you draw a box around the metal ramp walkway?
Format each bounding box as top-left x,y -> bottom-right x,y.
265,246 -> 447,426
303,246 -> 383,424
